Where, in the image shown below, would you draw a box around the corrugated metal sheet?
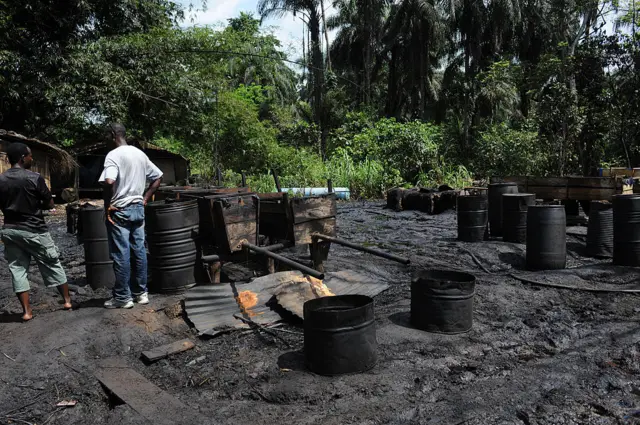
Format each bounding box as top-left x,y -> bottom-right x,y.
184,270 -> 390,335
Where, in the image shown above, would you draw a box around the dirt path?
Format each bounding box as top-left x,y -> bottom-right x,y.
1,202 -> 640,424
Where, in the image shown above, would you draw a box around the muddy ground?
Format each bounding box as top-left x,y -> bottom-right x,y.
2,202 -> 640,424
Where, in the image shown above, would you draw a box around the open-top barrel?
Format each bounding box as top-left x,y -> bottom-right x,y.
488,182 -> 518,237
145,200 -> 199,293
457,195 -> 488,242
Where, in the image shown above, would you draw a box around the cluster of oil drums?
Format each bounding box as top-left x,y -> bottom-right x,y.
457,184 -> 640,269
79,199 -> 200,292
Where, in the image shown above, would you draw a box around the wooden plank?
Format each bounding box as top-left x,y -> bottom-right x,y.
566,177 -> 616,200
95,360 -> 204,425
259,200 -> 287,214
293,217 -> 337,245
290,195 -> 337,224
227,221 -> 258,252
141,339 -> 195,363
219,197 -> 258,225
257,192 -> 285,200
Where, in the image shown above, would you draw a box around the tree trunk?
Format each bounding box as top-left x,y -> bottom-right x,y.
308,12 -> 326,159
386,45 -> 398,117
320,0 -> 331,70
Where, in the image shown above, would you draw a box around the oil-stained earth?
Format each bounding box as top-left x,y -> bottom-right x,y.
1,202 -> 640,425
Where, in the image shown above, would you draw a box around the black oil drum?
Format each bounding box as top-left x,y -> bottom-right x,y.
457,195 -> 488,242
145,200 -> 199,293
526,205 -> 566,270
488,182 -> 519,237
586,201 -> 613,258
411,269 -> 475,334
80,206 -> 115,289
502,193 -> 535,243
304,295 -> 377,376
464,187 -> 488,197
613,195 -> 640,266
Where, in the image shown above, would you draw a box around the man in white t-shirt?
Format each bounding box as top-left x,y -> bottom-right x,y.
99,123 -> 163,309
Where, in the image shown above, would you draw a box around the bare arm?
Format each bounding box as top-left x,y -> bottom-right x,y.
102,179 -> 115,210
143,177 -> 162,205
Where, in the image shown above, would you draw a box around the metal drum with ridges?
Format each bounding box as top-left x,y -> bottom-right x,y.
145,200 -> 200,293
586,201 -> 613,258
304,295 -> 377,376
526,205 -> 566,270
80,205 -> 115,289
411,269 -> 476,334
502,193 -> 535,243
488,182 -> 519,237
457,195 -> 488,242
613,195 -> 640,266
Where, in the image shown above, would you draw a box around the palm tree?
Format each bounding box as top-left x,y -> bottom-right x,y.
383,0 -> 445,119
258,0 -> 329,158
328,0 -> 389,106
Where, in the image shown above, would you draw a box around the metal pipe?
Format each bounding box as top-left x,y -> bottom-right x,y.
313,234 -> 411,265
243,242 -> 324,279
201,254 -> 221,264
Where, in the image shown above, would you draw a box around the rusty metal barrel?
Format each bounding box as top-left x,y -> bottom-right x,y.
613,195 -> 640,266
526,205 -> 566,270
411,270 -> 476,334
502,193 -> 535,243
304,295 -> 377,376
456,195 -> 488,242
145,199 -> 199,293
586,201 -> 613,258
80,205 -> 115,289
488,182 -> 519,237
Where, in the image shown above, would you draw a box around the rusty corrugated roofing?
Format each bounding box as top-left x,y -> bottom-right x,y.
184,270 -> 389,335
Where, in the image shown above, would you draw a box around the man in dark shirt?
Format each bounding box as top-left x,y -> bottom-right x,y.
0,142 -> 71,321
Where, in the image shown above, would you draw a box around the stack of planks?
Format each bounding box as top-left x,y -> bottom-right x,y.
386,187 -> 459,214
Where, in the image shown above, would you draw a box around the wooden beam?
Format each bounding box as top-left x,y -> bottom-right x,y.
95,359 -> 204,425
140,339 -> 195,362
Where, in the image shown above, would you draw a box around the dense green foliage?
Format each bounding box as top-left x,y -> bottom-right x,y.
1,1 -> 639,197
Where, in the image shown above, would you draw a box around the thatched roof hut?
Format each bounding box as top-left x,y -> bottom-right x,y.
0,130 -> 76,187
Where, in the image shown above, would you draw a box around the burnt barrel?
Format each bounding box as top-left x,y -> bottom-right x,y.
304,295 -> 377,376
457,195 -> 488,242
526,205 -> 566,270
613,195 -> 640,266
502,193 -> 535,243
488,182 -> 519,237
145,200 -> 199,293
80,205 -> 115,289
586,201 -> 613,258
411,270 -> 476,334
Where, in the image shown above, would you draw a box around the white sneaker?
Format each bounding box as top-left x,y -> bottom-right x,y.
135,293 -> 149,305
104,299 -> 134,309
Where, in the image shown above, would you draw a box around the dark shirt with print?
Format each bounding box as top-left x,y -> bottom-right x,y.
0,168 -> 52,233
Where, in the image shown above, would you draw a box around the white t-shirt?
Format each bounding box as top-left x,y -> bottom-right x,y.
98,145 -> 163,208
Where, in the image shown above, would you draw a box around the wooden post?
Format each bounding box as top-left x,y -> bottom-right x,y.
311,236 -> 331,273
216,167 -> 223,187
209,262 -> 222,284
266,258 -> 275,274
327,179 -> 333,193
241,171 -> 247,187
271,168 -> 282,193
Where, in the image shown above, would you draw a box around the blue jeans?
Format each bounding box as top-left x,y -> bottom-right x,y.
106,203 -> 147,302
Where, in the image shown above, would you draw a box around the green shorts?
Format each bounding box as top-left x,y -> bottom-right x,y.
1,228 -> 67,293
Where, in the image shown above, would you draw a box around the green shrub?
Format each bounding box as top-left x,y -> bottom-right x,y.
331,115 -> 441,182
417,156 -> 473,189
474,123 -> 545,177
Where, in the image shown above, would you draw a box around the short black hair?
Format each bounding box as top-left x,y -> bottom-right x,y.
107,123 -> 126,138
6,142 -> 30,165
